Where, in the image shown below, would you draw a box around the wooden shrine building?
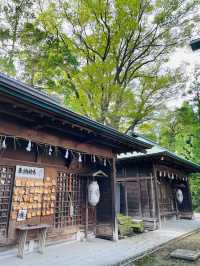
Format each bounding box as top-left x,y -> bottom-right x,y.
117,136 -> 200,230
0,73 -> 151,248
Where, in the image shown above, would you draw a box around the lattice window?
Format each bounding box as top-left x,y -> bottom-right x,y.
0,166 -> 14,240
54,172 -> 82,228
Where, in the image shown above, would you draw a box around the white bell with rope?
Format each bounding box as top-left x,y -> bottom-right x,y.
88,181 -> 100,207
176,189 -> 184,204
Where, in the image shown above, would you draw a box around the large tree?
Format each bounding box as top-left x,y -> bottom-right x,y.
57,0 -> 198,130
0,0 -> 199,131
0,0 -> 78,95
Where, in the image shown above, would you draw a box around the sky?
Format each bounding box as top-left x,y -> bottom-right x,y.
167,44 -> 200,109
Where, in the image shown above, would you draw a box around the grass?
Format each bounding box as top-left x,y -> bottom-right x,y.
131,231 -> 200,266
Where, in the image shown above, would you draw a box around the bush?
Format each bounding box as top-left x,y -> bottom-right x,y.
117,214 -> 144,237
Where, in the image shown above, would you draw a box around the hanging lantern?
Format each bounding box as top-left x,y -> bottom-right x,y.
26,140 -> 32,152
78,153 -> 82,163
65,149 -> 69,159
88,181 -> 100,207
2,137 -> 7,149
176,189 -> 184,204
48,145 -> 53,156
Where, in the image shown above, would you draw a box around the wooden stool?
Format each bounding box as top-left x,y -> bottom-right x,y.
16,224 -> 50,258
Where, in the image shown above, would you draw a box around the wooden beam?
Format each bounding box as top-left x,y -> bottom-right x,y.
0,119 -> 114,158
0,109 -> 35,123
117,176 -> 153,181
0,97 -> 95,134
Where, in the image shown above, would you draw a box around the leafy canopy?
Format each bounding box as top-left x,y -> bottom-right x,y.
0,0 -> 199,130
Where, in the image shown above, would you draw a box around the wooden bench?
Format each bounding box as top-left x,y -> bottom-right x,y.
16,224 -> 50,258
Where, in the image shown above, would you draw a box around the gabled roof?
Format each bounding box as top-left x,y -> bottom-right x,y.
118,134 -> 200,173
0,73 -> 152,153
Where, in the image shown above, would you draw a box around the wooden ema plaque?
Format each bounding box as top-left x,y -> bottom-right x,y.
11,175 -> 56,221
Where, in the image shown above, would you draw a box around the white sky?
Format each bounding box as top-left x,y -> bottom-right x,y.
167,44 -> 200,109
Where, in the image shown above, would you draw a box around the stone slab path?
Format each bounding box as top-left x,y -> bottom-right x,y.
1,216 -> 200,266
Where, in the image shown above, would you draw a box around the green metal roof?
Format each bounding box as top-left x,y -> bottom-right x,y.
119,134 -> 200,172
0,73 -> 152,152
190,38 -> 200,51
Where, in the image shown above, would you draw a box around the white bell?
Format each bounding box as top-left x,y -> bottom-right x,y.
48,145 -> 53,156
78,153 -> 82,163
88,181 -> 100,207
65,149 -> 69,159
26,140 -> 32,152
2,138 -> 7,149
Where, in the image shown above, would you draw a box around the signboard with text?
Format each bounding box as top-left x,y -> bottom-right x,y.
15,165 -> 44,179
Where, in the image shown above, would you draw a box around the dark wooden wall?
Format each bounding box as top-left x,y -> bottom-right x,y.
117,161 -> 155,218
0,118 -> 115,245
117,159 -> 193,223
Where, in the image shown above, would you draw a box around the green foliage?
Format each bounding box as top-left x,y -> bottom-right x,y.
0,0 -> 78,100
0,0 -> 199,131
139,66 -> 200,211
117,214 -> 144,237
191,174 -> 200,212
62,0 -> 196,130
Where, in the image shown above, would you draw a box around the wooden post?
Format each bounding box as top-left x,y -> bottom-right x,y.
146,179 -> 151,217
187,177 -> 193,216
150,173 -> 156,218
153,164 -> 161,228
124,183 -> 128,216
17,230 -> 27,258
85,178 -> 89,240
136,167 -> 142,217
111,157 -> 118,241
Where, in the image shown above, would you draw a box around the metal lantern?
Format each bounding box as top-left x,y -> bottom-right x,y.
88,181 -> 100,207
176,189 -> 184,204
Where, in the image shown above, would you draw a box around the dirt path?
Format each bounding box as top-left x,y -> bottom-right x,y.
133,231 -> 200,266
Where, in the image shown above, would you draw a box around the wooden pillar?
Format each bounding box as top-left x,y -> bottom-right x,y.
146,179 -> 151,217
85,178 -> 89,239
111,157 -> 118,241
153,164 -> 161,228
124,183 -> 128,216
136,167 -> 142,217
150,173 -> 156,218
187,177 -> 193,215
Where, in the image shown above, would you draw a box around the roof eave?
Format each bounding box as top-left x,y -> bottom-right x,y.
118,151 -> 200,172
0,74 -> 152,152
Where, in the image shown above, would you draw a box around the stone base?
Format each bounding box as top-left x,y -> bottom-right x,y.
170,249 -> 200,261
